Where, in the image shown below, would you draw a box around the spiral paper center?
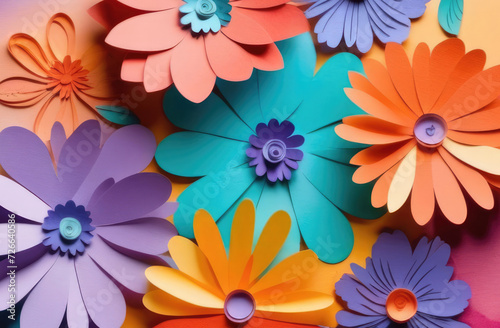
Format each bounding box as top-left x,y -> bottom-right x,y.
262,139 -> 287,163
59,217 -> 83,241
196,0 -> 217,18
414,114 -> 447,148
224,290 -> 256,323
386,288 -> 418,323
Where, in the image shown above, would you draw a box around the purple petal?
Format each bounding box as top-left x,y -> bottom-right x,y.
336,310 -> 389,327
256,122 -> 272,138
73,124 -> 156,207
335,274 -> 387,315
418,279 -> 471,317
316,1 -> 347,48
271,120 -> 295,139
87,235 -> 150,294
411,312 -> 471,328
255,161 -> 267,176
0,223 -> 44,255
305,0 -> 343,18
50,122 -> 66,164
57,120 -> 102,200
246,147 -> 260,158
142,201 -> 179,219
365,0 -> 410,44
88,173 -> 172,226
266,167 -> 278,182
398,0 -> 430,19
249,135 -> 265,148
67,263 -> 89,328
20,256 -> 72,328
282,163 -> 292,180
284,158 -> 299,170
0,175 -> 51,223
86,178 -> 115,210
0,126 -> 62,208
0,243 -> 47,274
356,3 -> 374,53
75,253 -> 126,328
285,135 -> 305,148
344,1 -> 357,47
286,148 -> 303,161
96,218 -> 177,255
351,261 -> 391,297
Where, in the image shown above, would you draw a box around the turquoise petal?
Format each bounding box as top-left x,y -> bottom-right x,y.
299,152 -> 385,220
174,166 -> 257,238
164,87 -> 253,141
216,74 -> 264,131
289,52 -> 364,134
438,0 -> 463,36
96,106 -> 140,126
289,170 -> 354,263
258,32 -> 316,123
156,132 -> 248,177
217,179 -> 266,251
255,181 -> 301,265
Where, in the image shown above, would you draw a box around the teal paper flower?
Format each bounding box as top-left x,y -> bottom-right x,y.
180,0 -> 232,33
156,33 -> 385,263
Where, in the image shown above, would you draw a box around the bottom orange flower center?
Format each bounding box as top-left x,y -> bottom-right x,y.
414,114 -> 448,148
224,290 -> 256,323
60,74 -> 73,85
386,288 -> 418,323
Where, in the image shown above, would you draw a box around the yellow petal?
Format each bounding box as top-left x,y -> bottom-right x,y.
228,199 -> 255,290
255,290 -> 333,313
168,236 -> 223,297
387,147 -> 417,212
250,210 -> 291,282
143,289 -> 224,316
193,209 -> 229,293
249,250 -> 318,295
145,266 -> 225,309
443,138 -> 500,175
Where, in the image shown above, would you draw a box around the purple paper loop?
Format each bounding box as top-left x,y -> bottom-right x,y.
224,290 -> 256,323
414,114 -> 447,147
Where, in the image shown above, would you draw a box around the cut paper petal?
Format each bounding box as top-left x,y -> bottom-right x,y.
116,0 -> 181,11
153,315 -> 315,328
439,0 -> 464,35
411,149 -> 435,225
45,13 -> 76,61
442,138 -> 500,175
50,122 -> 66,164
144,290 -> 224,316
221,8 -> 273,45
8,34 -> 52,77
0,223 -> 45,254
96,106 -> 140,126
121,57 -> 147,82
143,50 -> 174,92
256,291 -> 333,313
387,147 -> 417,213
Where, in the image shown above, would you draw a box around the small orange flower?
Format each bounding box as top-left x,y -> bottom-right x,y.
336,39 -> 500,225
0,13 -> 121,140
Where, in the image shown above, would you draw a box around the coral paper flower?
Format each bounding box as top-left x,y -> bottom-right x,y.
155,33 -> 384,264
335,39 -> 500,225
0,13 -> 125,141
144,199 -> 333,327
336,231 -> 471,328
305,0 -> 430,53
90,0 -> 309,103
0,121 -> 178,328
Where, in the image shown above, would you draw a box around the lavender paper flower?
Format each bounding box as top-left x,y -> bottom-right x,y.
336,231 -> 471,328
0,120 -> 178,328
305,0 -> 430,53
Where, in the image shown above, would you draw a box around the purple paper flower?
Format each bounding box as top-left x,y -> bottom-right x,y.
336,231 -> 471,328
246,119 -> 304,182
305,0 -> 430,53
0,120 -> 178,328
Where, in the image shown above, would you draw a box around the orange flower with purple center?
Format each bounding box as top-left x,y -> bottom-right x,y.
336,39 -> 500,225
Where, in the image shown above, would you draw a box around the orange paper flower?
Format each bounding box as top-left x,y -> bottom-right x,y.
0,13 -> 122,140
336,39 -> 500,225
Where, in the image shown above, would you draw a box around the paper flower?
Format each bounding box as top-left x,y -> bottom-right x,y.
0,120 -> 178,328
336,231 -> 471,328
439,0 -> 463,35
305,0 -> 430,53
155,33 -> 384,264
144,199 -> 333,327
0,13 -> 127,141
335,39 -> 500,225
90,0 -> 309,103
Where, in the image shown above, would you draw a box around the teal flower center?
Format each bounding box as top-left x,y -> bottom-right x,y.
180,0 -> 232,33
196,0 -> 217,18
59,217 -> 82,241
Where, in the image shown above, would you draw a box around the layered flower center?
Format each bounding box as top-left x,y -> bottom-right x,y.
414,114 -> 448,148
247,119 -> 305,182
224,290 -> 256,323
179,0 -> 232,33
42,200 -> 95,256
385,288 -> 418,323
47,55 -> 90,100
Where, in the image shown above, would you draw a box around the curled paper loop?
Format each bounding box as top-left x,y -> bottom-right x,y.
414,114 -> 448,148
224,290 -> 256,323
262,139 -> 287,163
196,0 -> 217,18
59,217 -> 83,241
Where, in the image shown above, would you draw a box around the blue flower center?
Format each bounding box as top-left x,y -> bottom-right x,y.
180,0 -> 232,33
263,139 -> 287,163
196,0 -> 217,18
59,217 -> 82,241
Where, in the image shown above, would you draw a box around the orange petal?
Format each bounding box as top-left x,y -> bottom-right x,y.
412,43 -> 433,112
448,105 -> 500,131
116,0 -> 182,11
351,140 -> 415,165
447,130 -> 500,147
0,77 -> 49,105
438,147 -> 494,210
352,140 -> 416,183
8,34 -> 52,78
221,8 -> 274,45
154,315 -> 314,328
343,115 -> 414,135
335,124 -> 413,145
371,163 -> 400,208
205,32 -> 254,82
484,173 -> 500,189
363,58 -> 416,119
385,43 -> 423,116
232,0 -> 289,9
144,50 -> 174,92
105,10 -> 187,52
121,56 -> 147,82
431,151 -> 467,224
144,289 -> 223,317
410,148 -> 435,225
232,6 -> 310,42
45,13 -> 76,62
170,36 -> 216,103
344,88 -> 416,127
432,49 -> 487,114
439,65 -> 500,121
242,43 -> 283,71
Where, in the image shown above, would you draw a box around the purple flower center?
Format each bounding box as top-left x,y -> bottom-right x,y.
42,200 -> 95,256
246,119 -> 304,182
224,290 -> 256,323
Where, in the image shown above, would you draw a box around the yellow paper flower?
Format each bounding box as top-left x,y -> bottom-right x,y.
144,199 -> 333,326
